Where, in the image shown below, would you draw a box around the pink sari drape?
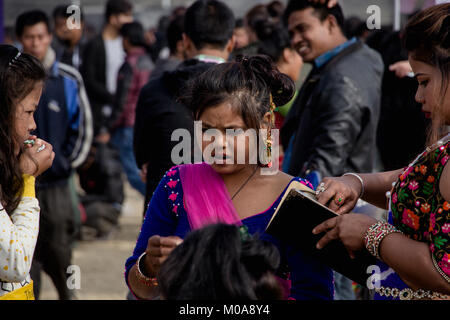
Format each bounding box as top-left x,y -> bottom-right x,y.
179,162 -> 242,230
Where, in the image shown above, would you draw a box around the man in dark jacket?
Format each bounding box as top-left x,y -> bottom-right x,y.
281,0 -> 383,180
149,13 -> 185,80
77,0 -> 132,239
133,0 -> 235,214
80,0 -> 133,141
51,4 -> 87,70
16,10 -> 93,300
109,22 -> 154,196
280,0 -> 383,301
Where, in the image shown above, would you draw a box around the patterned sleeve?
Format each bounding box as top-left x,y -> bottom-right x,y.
0,175 -> 39,283
430,144 -> 450,280
124,166 -> 180,288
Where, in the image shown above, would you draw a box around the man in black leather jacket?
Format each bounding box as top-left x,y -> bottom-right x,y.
281,0 -> 383,179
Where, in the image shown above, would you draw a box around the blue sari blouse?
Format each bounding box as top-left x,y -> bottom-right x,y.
125,165 -> 334,300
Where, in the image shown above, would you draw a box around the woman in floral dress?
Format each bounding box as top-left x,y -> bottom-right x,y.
312,4 -> 450,300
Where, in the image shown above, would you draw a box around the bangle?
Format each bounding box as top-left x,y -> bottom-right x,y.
364,221 -> 402,260
342,173 -> 364,198
135,252 -> 158,287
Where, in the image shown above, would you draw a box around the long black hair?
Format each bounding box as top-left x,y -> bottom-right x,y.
0,44 -> 45,214
158,223 -> 282,300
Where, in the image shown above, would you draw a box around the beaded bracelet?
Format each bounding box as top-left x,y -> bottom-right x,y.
135,252 -> 158,287
364,221 -> 402,260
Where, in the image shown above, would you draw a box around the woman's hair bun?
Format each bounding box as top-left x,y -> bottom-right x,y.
236,54 -> 295,107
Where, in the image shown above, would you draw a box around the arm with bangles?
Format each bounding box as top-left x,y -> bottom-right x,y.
352,169 -> 403,209
318,169 -> 403,214
374,151 -> 450,293
127,235 -> 182,300
356,165 -> 449,292
316,166 -> 450,294
125,169 -> 183,300
313,212 -> 450,294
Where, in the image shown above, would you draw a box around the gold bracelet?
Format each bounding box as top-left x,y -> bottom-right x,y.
135,252 -> 158,287
364,221 -> 402,260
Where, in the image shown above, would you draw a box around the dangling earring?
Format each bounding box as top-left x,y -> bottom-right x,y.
262,94 -> 276,168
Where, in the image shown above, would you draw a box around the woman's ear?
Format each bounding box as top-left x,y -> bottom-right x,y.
226,35 -> 236,54
182,33 -> 196,58
176,39 -> 185,58
283,47 -> 303,66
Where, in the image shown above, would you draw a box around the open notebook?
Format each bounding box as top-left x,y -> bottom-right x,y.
265,180 -> 377,286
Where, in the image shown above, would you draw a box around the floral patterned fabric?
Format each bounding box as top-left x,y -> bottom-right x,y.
391,140 -> 450,279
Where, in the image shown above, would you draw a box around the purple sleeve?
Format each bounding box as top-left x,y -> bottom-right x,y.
124,167 -> 179,289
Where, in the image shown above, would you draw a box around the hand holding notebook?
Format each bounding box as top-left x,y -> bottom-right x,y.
265,180 -> 377,286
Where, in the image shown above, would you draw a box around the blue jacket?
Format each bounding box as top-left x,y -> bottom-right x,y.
34,61 -> 93,187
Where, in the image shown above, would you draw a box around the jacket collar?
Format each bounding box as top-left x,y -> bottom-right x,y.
194,54 -> 226,64
42,47 -> 60,77
314,37 -> 357,69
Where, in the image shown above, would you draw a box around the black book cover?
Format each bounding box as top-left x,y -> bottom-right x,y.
265,182 -> 377,286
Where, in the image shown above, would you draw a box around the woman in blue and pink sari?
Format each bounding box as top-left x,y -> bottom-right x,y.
125,55 -> 333,300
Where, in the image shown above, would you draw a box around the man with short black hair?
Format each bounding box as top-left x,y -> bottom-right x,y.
150,13 -> 185,80
280,0 -> 384,300
108,22 -> 154,197
133,0 -> 235,214
76,0 -> 134,242
281,0 -> 383,180
80,0 -> 133,141
52,4 -> 86,69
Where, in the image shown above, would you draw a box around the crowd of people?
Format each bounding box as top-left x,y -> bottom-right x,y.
0,0 -> 448,302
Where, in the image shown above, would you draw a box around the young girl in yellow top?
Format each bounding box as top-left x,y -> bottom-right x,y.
0,44 -> 54,299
